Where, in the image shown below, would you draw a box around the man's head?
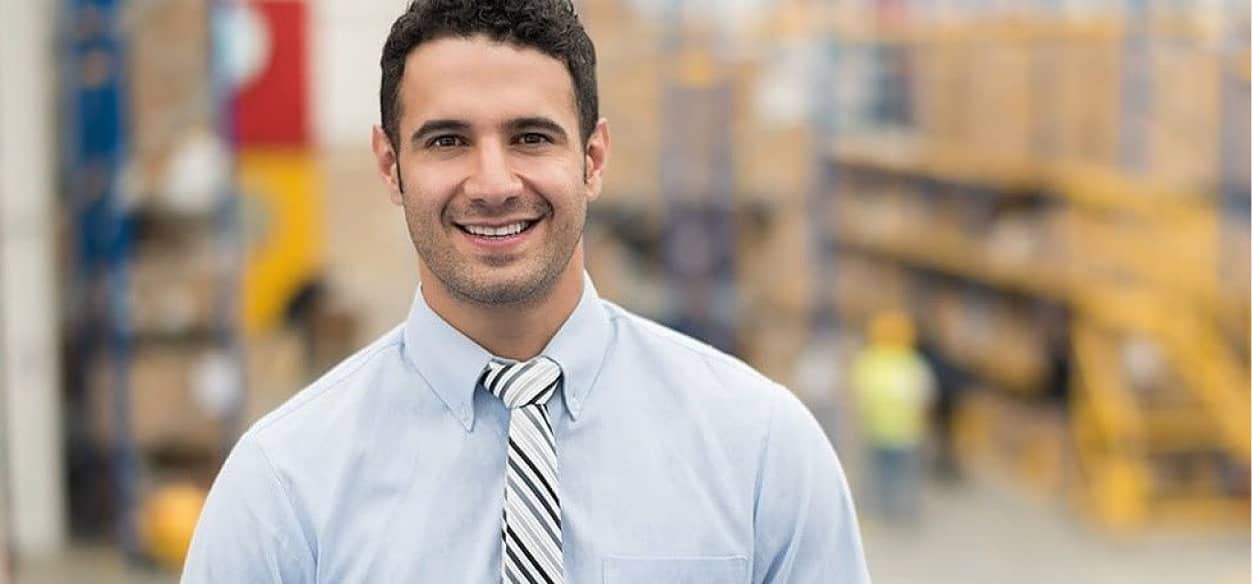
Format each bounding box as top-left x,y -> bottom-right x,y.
371,0 -> 610,309
380,0 -> 599,150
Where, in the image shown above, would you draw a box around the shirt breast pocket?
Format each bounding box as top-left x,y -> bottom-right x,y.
602,555 -> 749,584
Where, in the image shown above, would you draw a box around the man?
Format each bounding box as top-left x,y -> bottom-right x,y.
851,311 -> 935,525
182,1 -> 869,582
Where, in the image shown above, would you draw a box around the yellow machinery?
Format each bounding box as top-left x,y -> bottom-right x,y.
1060,166 -> 1250,528
238,148 -> 325,336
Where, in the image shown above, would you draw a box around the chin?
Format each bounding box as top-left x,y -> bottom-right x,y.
446,268 -> 546,305
459,282 -> 545,306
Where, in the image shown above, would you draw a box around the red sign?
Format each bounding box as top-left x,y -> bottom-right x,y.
234,1 -> 309,146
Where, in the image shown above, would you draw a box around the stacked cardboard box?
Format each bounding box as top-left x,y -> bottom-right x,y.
1146,42 -> 1222,191
1051,24 -> 1122,169
585,0 -> 663,208
910,31 -> 970,146
127,0 -> 213,204
963,36 -> 1038,162
89,347 -> 225,454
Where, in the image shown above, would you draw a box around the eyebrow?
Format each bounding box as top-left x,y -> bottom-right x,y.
409,119 -> 471,148
505,117 -> 568,141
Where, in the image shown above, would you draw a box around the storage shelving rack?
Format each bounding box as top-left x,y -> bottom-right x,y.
60,0 -> 246,557
815,1 -> 1250,529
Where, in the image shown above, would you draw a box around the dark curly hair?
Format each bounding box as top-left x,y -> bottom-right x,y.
379,0 -> 598,149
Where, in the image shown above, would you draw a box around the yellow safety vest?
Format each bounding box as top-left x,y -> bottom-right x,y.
851,346 -> 934,448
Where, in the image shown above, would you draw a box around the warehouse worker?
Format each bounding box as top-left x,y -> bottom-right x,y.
182,1 -> 869,582
852,311 -> 935,525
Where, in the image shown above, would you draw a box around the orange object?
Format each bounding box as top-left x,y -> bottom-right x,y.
140,483 -> 207,570
868,310 -> 916,349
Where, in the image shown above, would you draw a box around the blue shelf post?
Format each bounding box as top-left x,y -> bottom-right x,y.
61,0 -> 140,557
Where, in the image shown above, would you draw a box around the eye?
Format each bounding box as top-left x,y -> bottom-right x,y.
516,132 -> 551,146
426,135 -> 465,149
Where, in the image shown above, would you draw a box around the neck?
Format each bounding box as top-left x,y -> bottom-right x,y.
421,250 -> 585,361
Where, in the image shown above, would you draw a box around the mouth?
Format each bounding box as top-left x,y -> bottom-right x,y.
455,219 -> 538,238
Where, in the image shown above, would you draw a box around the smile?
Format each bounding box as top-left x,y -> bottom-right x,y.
457,220 -> 537,238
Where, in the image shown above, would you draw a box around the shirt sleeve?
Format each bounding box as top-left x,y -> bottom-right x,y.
181,433 -> 316,583
752,387 -> 871,584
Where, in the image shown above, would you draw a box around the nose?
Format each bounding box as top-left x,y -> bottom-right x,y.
463,138 -> 523,204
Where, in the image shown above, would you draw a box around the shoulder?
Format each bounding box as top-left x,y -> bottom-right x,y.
601,300 -> 797,412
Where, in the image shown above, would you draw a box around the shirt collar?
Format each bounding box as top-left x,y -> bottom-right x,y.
401,273 -> 613,431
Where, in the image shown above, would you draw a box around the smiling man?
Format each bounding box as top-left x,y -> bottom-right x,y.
181,1 -> 869,582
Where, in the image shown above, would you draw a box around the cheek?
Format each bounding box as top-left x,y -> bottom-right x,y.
399,192 -> 448,235
402,173 -> 460,219
530,163 -> 588,208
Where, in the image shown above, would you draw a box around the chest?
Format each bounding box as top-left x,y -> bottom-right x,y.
314,408 -> 757,583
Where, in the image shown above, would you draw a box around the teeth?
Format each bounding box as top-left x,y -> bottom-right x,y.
463,221 -> 529,237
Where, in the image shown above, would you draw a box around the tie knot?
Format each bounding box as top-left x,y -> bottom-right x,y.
481,356 -> 562,409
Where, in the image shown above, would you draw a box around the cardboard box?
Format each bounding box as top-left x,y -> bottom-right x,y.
126,0 -> 213,202
129,240 -> 225,335
89,346 -> 227,455
1146,45 -> 1222,190
1053,36 -> 1122,168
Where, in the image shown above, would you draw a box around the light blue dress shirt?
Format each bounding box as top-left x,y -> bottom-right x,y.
182,277 -> 870,583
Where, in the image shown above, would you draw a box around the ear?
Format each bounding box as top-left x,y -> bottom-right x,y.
582,118 -> 611,202
371,124 -> 404,205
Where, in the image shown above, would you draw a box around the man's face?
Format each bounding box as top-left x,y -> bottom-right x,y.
373,36 -> 608,306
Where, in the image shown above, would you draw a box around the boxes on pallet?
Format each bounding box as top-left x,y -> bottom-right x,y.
931,289 -> 1049,393
985,208 -> 1052,267
835,183 -> 919,242
737,204 -> 814,320
1061,189 -> 1221,307
90,330 -> 316,458
925,189 -> 971,245
734,122 -> 812,204
591,17 -> 662,207
732,53 -> 814,202
129,241 -> 223,336
984,306 -> 1050,393
1146,44 -> 1222,190
126,0 -> 213,204
963,42 -> 1038,163
1052,36 -> 1121,168
89,346 -> 226,456
910,34 -> 971,145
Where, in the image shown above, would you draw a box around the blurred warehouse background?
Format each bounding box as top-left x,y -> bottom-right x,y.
0,0 -> 1249,581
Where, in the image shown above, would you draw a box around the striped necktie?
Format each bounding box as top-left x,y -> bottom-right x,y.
481,356 -> 564,584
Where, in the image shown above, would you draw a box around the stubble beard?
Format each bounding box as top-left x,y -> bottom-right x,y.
406,198 -> 585,308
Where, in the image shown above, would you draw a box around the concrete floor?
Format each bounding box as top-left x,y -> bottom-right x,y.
861,481 -> 1249,584
15,478 -> 1248,584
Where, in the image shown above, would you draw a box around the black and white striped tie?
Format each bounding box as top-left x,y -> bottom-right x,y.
481,356 -> 564,584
